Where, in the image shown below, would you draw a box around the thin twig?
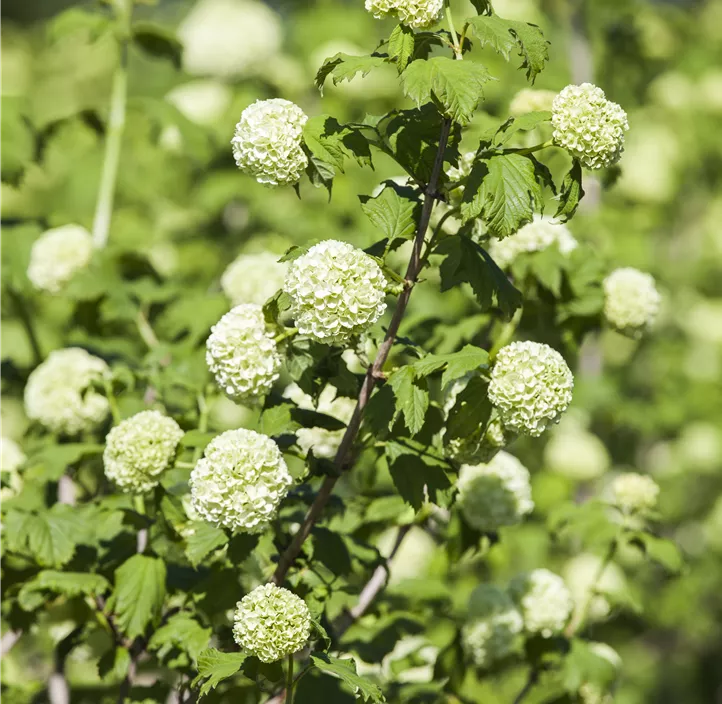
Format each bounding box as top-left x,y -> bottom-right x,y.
512,668 -> 539,704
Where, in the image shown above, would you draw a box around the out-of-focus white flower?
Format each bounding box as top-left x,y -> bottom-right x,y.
489,215 -> 578,269
0,437 -> 25,500
552,83 -> 629,169
509,88 -> 556,116
704,496 -> 722,553
165,80 -> 231,126
283,240 -> 387,345
233,583 -> 311,662
563,553 -> 626,624
179,0 -> 282,78
489,342 -> 574,437
675,422 -> 722,473
103,411 -> 184,493
365,0 -> 444,29
699,70 -> 722,114
456,452 -> 534,531
24,348 -> 110,435
232,99 -> 308,187
509,569 -> 574,637
611,472 -> 659,515
603,267 -> 660,337
27,225 -> 93,294
206,304 -> 282,403
190,428 -> 292,533
221,252 -> 287,306
544,420 -> 610,481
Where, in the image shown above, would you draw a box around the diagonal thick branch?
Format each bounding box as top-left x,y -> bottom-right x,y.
272,117 -> 453,586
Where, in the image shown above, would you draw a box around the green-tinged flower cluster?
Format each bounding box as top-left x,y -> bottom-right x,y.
564,553 -> 626,624
365,0 -> 443,29
509,88 -> 557,116
221,251 -> 288,306
611,472 -> 660,515
461,585 -> 523,668
489,342 -> 574,437
509,569 -> 574,637
232,98 -> 308,187
544,416 -> 610,480
1,437 -> 25,500
103,411 -> 184,493
489,215 -> 578,269
27,225 -> 93,294
457,452 -> 534,532
206,304 -> 282,403
603,267 -> 661,336
189,429 -> 292,533
552,83 -> 629,169
283,240 -> 387,345
24,348 -> 110,435
232,583 -> 311,662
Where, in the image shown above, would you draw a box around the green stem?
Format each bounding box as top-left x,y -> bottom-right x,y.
274,327 -> 298,344
92,0 -> 132,249
103,378 -> 122,424
445,3 -> 462,59
136,307 -> 160,349
286,654 -> 295,704
512,139 -> 554,156
488,307 -> 523,362
191,391 -> 210,464
9,288 -> 42,366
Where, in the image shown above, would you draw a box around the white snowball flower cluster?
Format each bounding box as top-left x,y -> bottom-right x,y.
365,0 -> 443,29
27,225 -> 93,294
221,252 -> 288,306
603,267 -> 660,337
509,569 -> 574,637
189,428 -> 292,533
457,452 -> 534,532
1,437 -> 25,500
283,384 -> 355,459
206,304 -> 282,403
544,415 -> 610,481
551,83 -> 629,169
564,553 -> 626,624
509,88 -> 557,116
24,348 -> 110,435
461,585 -> 523,668
489,215 -> 578,269
103,411 -> 184,493
489,342 -> 574,437
283,240 -> 387,345
611,472 -> 660,515
232,99 -> 308,187
232,583 -> 311,662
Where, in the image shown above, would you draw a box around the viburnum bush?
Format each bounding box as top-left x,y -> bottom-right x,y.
1,0 -> 689,702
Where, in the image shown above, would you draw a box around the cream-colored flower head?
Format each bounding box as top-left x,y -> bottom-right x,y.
611,472 -> 659,515
552,83 -> 629,169
457,452 -> 534,532
509,88 -> 556,116
24,348 -> 110,435
103,411 -> 184,493
462,584 -> 523,667
365,0 -> 443,28
509,568 -> 574,637
603,267 -> 660,337
27,225 -> 93,294
221,252 -> 288,306
489,215 -> 578,269
544,420 -> 610,481
232,98 -> 308,187
489,341 -> 574,437
206,304 -> 282,403
0,437 -> 25,500
232,584 -> 311,662
283,240 -> 387,345
189,429 -> 291,533
564,553 -> 626,624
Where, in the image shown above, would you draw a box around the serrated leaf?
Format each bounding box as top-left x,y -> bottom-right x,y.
412,345 -> 489,388
387,366 -> 429,436
310,653 -> 385,702
192,649 -> 248,697
388,24 -> 414,72
359,184 -> 419,243
385,443 -> 450,510
315,53 -> 387,92
148,612 -> 211,663
18,571 -> 110,611
495,111 -> 552,144
132,21 -> 183,69
445,376 -> 492,442
563,639 -> 620,693
26,442 -> 104,481
259,403 -> 299,437
555,159 -> 585,222
401,57 -> 492,124
184,521 -> 229,568
97,646 -> 130,681
108,555 -> 166,638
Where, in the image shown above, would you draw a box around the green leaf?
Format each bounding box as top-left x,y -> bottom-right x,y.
466,16 -> 549,82
108,554 -> 167,638
131,21 -> 183,68
310,653 -> 385,702
412,345 -> 489,388
304,116 -> 372,174
305,154 -> 335,195
494,111 -> 552,144
315,53 -> 387,92
359,184 -> 419,244
388,24 -> 415,72
192,649 -> 248,697
445,376 -> 492,442
555,159 -> 585,222
259,403 -> 299,437
148,612 -> 212,663
26,442 -> 104,481
18,571 -> 110,611
185,521 -> 229,568
385,443 -> 451,510
387,366 -> 429,436
563,639 -> 619,693
632,533 -> 683,573
401,57 -> 492,124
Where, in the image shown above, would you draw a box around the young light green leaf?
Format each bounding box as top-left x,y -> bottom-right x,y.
310,653 -> 386,702
185,521 -> 229,568
387,366 -> 429,436
494,110 -> 552,144
148,612 -> 212,663
359,184 -> 419,243
412,345 -> 489,388
192,649 -> 248,697
18,571 -> 110,611
315,53 -> 387,92
388,24 -> 415,72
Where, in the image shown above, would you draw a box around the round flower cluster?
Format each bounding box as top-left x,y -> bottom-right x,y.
456,452 -> 534,532
544,416 -> 610,481
461,585 -> 523,668
206,304 -> 282,403
189,428 -> 292,533
489,342 -> 574,437
232,99 -> 308,187
1,437 -> 25,500
233,583 -> 311,662
488,215 -> 578,269
365,0 -> 443,29
27,224 -> 93,294
24,348 -> 110,435
564,553 -> 626,624
509,88 -> 557,116
221,252 -> 288,306
103,411 -> 184,493
603,267 -> 660,337
509,569 -> 574,637
551,83 -> 629,169
283,384 -> 355,459
611,472 -> 660,515
283,240 -> 387,345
